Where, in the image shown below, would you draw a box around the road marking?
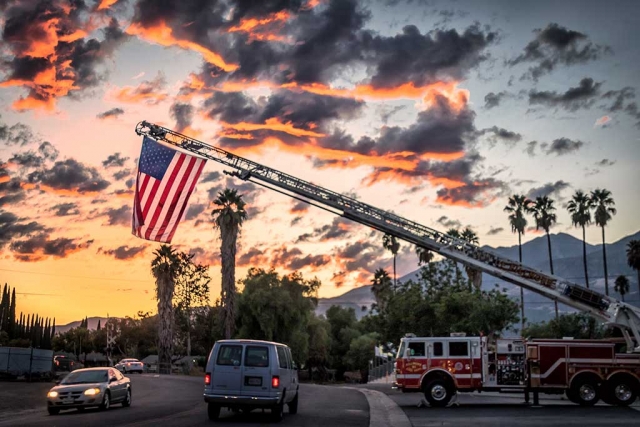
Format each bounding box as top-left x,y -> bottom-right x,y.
347,388 -> 412,427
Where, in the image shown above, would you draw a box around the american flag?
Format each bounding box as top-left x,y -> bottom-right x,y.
132,136 -> 206,243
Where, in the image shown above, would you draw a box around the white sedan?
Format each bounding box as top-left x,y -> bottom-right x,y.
115,358 -> 144,374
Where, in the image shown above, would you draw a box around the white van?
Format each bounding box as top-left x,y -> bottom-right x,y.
203,339 -> 299,421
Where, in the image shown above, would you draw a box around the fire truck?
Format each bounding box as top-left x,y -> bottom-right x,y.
395,334 -> 639,407
134,121 -> 640,407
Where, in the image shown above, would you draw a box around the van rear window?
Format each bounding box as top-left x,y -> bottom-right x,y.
245,346 -> 269,367
217,345 -> 243,366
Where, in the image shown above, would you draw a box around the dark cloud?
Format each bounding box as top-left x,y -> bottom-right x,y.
290,200 -> 309,213
170,102 -> 194,133
336,240 -> 385,274
525,141 -> 538,157
50,203 -> 79,216
509,23 -> 609,80
545,138 -> 584,156
528,78 -> 601,112
0,120 -> 35,146
295,217 -> 352,243
363,23 -> 496,89
484,91 -> 507,109
8,141 -> 59,168
0,193 -> 26,207
237,247 -> 266,267
378,105 -> 406,124
102,152 -> 129,168
99,245 -> 147,260
96,108 -> 124,120
28,158 -> 110,193
436,215 -> 461,229
487,227 -> 504,235
10,233 -> 94,261
185,203 -> 208,221
595,158 -> 615,167
287,253 -> 331,270
0,210 -> 48,248
435,178 -> 505,207
201,171 -> 223,183
113,169 -> 131,180
600,87 -> 640,126
101,205 -> 130,226
476,126 -> 522,147
526,180 -> 570,199
0,176 -> 26,206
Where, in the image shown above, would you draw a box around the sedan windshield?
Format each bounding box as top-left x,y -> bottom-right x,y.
62,370 -> 108,385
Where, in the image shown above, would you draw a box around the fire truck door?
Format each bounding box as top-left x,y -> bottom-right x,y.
448,341 -> 473,386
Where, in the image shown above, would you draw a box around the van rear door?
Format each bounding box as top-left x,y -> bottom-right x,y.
241,345 -> 271,397
211,344 -> 243,395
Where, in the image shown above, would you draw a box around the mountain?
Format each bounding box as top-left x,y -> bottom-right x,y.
318,230 -> 640,325
56,317 -> 110,334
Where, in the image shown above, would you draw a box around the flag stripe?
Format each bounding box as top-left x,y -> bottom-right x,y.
144,154 -> 186,240
149,156 -> 196,241
141,176 -> 161,220
164,158 -> 206,242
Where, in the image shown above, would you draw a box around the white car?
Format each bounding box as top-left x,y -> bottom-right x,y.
115,358 -> 144,374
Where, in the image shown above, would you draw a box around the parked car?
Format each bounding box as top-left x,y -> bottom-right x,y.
203,339 -> 299,422
115,358 -> 144,374
46,367 -> 131,415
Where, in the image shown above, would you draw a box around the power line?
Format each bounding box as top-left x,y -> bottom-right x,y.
0,267 -> 151,284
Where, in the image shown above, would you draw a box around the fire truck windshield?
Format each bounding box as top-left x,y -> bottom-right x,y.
397,341 -> 406,359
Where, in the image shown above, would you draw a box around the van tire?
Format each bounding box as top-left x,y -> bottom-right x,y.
288,392 -> 298,414
207,403 -> 220,420
271,402 -> 284,422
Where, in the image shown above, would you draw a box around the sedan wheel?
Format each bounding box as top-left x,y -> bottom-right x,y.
122,389 -> 132,407
100,392 -> 111,411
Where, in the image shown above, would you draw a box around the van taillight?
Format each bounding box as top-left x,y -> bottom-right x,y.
271,376 -> 280,388
205,373 -> 211,385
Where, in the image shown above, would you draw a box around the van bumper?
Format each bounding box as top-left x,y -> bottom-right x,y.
204,393 -> 280,406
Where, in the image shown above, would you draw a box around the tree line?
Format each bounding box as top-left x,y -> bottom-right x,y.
0,283 -> 55,349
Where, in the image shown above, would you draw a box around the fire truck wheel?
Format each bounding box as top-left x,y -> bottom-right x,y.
424,379 -> 454,407
570,376 -> 600,406
605,377 -> 638,407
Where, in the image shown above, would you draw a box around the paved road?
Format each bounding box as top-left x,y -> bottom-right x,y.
0,375 -> 369,427
363,383 -> 640,427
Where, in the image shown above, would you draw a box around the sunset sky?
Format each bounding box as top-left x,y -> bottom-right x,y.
1,0 -> 639,324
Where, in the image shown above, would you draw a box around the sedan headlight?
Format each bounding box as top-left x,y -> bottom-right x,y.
84,388 -> 101,396
47,391 -> 58,398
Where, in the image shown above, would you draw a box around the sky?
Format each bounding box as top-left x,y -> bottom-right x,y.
0,0 -> 639,324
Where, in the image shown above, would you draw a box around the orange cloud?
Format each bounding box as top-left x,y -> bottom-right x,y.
111,86 -> 168,105
126,22 -> 239,72
0,175 -> 10,184
97,0 -> 119,10
228,11 -> 291,43
221,118 -> 325,138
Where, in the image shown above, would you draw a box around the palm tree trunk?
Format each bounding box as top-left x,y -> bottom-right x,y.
601,226 -> 609,296
621,292 -> 625,302
554,300 -> 558,320
221,225 -> 238,339
582,225 -> 589,288
393,255 -> 397,291
546,231 -> 554,274
518,232 -> 524,332
187,307 -> 191,357
158,276 -> 174,374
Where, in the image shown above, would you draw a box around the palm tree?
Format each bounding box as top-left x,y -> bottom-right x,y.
382,234 -> 400,290
530,196 -> 559,318
627,240 -> 640,296
590,189 -> 616,296
371,268 -> 393,312
446,228 -> 463,285
504,194 -> 532,332
567,190 -> 593,288
151,244 -> 180,374
211,188 -> 247,339
415,245 -> 434,266
461,227 -> 482,290
614,275 -> 630,302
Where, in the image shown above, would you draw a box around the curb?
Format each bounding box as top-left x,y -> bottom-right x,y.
346,387 -> 412,427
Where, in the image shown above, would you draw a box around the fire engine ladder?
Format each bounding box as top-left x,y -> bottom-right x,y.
135,121 -> 640,353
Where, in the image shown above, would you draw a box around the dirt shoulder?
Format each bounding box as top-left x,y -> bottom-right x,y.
0,381 -> 52,414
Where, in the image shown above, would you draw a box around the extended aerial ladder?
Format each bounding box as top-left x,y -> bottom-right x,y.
135,121 -> 640,353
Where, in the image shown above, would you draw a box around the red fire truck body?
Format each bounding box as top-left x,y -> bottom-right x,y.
395,334 -> 640,407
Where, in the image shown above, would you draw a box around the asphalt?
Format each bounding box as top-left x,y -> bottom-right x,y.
0,375 -> 369,427
362,383 -> 640,427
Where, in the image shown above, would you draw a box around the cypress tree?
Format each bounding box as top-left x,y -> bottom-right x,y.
51,318 -> 56,342
0,284 -> 7,333
97,319 -> 101,331
9,288 -> 16,339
